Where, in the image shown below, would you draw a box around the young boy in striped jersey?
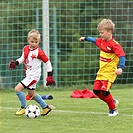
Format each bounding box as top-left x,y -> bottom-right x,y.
79,19 -> 126,116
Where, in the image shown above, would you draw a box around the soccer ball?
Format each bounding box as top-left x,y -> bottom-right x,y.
25,104 -> 40,118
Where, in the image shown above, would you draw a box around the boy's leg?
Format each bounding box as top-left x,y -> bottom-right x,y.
27,89 -> 52,116
101,90 -> 119,116
26,76 -> 52,116
101,91 -> 116,110
33,93 -> 51,116
93,80 -> 104,100
15,83 -> 26,115
93,80 -> 118,116
33,93 -> 47,108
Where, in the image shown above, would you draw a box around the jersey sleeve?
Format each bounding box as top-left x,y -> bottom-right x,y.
16,50 -> 25,64
37,49 -> 49,63
45,60 -> 52,72
37,49 -> 53,72
95,38 -> 102,47
85,37 -> 96,43
118,56 -> 126,69
111,42 -> 125,58
111,41 -> 126,69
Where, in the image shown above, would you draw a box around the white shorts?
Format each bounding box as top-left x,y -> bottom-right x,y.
21,75 -> 40,89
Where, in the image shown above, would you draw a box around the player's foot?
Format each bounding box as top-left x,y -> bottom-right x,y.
41,105 -> 52,116
108,109 -> 119,116
114,99 -> 119,107
15,107 -> 26,115
41,95 -> 53,100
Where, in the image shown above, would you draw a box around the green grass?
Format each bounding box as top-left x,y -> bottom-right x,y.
0,84 -> 132,133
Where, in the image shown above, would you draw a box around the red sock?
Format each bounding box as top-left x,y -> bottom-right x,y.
97,92 -> 115,110
104,94 -> 116,110
97,91 -> 105,101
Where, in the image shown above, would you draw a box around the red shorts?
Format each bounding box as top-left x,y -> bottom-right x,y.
93,80 -> 112,91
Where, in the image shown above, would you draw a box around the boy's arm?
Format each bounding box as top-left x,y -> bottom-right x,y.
8,52 -> 24,70
79,37 -> 96,43
38,50 -> 56,86
8,60 -> 19,70
118,56 -> 126,70
112,42 -> 126,75
45,60 -> 56,86
16,52 -> 25,64
116,56 -> 126,75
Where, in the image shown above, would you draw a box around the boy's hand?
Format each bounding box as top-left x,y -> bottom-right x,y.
46,76 -> 56,86
8,60 -> 16,70
79,37 -> 85,42
115,68 -> 123,75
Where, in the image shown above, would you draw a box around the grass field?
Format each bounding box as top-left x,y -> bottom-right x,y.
0,84 -> 132,133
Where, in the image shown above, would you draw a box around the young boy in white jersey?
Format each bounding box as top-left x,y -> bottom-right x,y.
8,29 -> 55,116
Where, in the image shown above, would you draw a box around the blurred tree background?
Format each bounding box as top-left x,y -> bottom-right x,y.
0,0 -> 133,88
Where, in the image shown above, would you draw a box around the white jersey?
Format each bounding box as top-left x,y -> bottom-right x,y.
16,45 -> 52,89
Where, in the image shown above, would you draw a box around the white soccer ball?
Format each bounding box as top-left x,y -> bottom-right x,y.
25,104 -> 40,118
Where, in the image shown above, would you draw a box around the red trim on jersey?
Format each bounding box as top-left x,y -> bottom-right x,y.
99,56 -> 112,62
23,45 -> 48,63
23,45 -> 30,63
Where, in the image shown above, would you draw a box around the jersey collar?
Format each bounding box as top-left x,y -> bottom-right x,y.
28,45 -> 38,51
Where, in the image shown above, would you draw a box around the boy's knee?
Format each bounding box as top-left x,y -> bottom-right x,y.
15,83 -> 24,92
102,91 -> 110,97
93,90 -> 101,95
15,87 -> 19,92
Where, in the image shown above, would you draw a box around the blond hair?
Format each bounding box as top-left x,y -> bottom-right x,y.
28,29 -> 41,40
97,19 -> 115,33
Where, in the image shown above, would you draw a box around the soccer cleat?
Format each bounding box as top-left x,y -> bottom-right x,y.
108,109 -> 119,116
41,95 -> 53,100
114,99 -> 119,107
41,105 -> 52,116
15,108 -> 26,116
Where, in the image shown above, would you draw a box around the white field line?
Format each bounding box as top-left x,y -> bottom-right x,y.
53,109 -> 132,117
0,106 -> 132,117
